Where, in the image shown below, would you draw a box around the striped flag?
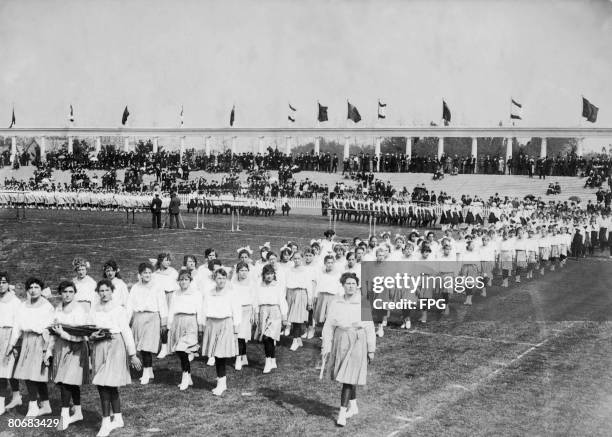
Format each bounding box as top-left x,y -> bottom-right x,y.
121,106 -> 129,125
582,97 -> 598,123
8,107 -> 15,128
378,100 -> 386,119
230,105 -> 235,126
69,105 -> 74,123
288,103 -> 296,123
510,98 -> 522,120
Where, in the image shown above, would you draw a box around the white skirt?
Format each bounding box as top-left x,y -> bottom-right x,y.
91,334 -> 132,387
287,288 -> 309,323
314,293 -> 336,324
255,305 -> 282,341
201,317 -> 238,358
169,314 -> 199,353
132,312 -> 161,353
50,337 -> 90,385
237,305 -> 253,341
13,332 -> 48,382
0,327 -> 16,379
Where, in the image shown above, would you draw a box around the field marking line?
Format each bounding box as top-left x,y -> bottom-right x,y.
385,321 -> 581,437
410,329 -> 539,347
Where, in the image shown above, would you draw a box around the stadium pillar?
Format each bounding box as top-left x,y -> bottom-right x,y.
39,137 -> 46,162
95,137 -> 102,155
540,137 -> 547,158
344,136 -> 350,160
375,137 -> 381,172
314,137 -> 320,155
258,136 -> 265,154
152,137 -> 158,154
10,136 -> 16,164
576,140 -> 583,157
123,137 -> 130,152
506,137 -> 512,159
68,136 -> 74,154
285,136 -> 291,155
231,136 -> 237,155
405,137 -> 412,160
179,136 -> 185,164
204,136 -> 211,156
437,137 -> 444,160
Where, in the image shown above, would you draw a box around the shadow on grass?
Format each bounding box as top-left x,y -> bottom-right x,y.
258,387 -> 335,419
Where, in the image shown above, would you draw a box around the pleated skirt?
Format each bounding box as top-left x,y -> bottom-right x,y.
255,305 -> 282,341
527,251 -> 538,266
0,327 -> 16,379
237,305 -> 253,341
515,250 -> 528,272
50,337 -> 90,385
13,332 -> 48,382
539,247 -> 550,261
327,327 -> 368,386
201,317 -> 238,358
313,292 -> 335,324
480,261 -> 496,278
287,288 -> 309,323
132,312 -> 161,353
499,251 -> 514,271
169,314 -> 199,353
91,334 -> 131,387
550,245 -> 560,259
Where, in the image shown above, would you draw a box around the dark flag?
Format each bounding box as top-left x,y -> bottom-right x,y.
121,106 -> 129,125
582,97 -> 598,123
230,105 -> 235,126
288,115 -> 295,123
318,102 -> 328,122
9,108 -> 15,128
378,100 -> 386,119
347,101 -> 361,123
510,98 -> 522,120
288,103 -> 296,123
69,105 -> 75,123
289,103 -> 297,112
442,100 -> 451,126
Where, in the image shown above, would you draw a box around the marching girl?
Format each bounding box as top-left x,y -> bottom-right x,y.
313,255 -> 342,335
279,246 -> 293,271
266,252 -> 287,290
72,257 -> 97,312
0,272 -> 22,415
168,270 -> 203,391
437,242 -> 457,316
559,225 -> 572,267
333,244 -> 347,263
549,226 -> 560,271
127,262 -> 168,385
89,279 -> 142,437
321,272 -> 376,427
255,264 -> 288,374
201,268 -> 241,396
459,237 -> 482,306
321,229 -> 336,256
153,253 -> 178,359
196,248 -> 218,279
254,243 -> 271,272
526,229 -> 540,279
344,252 -> 362,284
9,277 -> 54,417
415,244 -> 437,322
47,281 -> 89,430
479,233 -> 496,292
514,227 -> 529,283
303,247 -> 319,339
285,252 -> 314,351
182,255 -> 201,287
538,227 -> 551,275
230,261 -> 256,370
499,229 -> 515,288
236,246 -> 255,271
102,260 -> 129,308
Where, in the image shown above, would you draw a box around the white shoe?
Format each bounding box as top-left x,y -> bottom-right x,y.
188,353 -> 194,362
242,355 -> 249,366
481,288 -> 487,297
271,358 -> 277,369
376,325 -> 384,338
110,413 -> 124,430
381,318 -> 388,327
235,357 -> 243,371
207,356 -> 216,366
346,400 -> 359,418
212,377 -> 227,396
140,367 -> 152,385
37,400 -> 52,416
337,407 -> 347,427
187,373 -> 194,386
0,397 -> 4,416
283,326 -> 291,336
289,338 -> 299,351
263,357 -> 272,374
97,417 -> 112,437
5,393 -> 22,410
26,401 -> 39,417
69,405 -> 83,424
157,344 -> 168,359
300,331 -> 307,339
405,319 -> 411,329
307,326 -> 315,339
59,408 -> 71,430
399,322 -> 405,329
178,372 -> 190,390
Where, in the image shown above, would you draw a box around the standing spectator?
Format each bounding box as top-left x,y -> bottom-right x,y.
150,193 -> 162,229
169,192 -> 181,229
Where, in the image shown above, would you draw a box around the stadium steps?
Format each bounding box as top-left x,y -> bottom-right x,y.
0,166 -> 598,203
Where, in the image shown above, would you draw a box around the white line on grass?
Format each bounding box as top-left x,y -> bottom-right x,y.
410,329 -> 539,347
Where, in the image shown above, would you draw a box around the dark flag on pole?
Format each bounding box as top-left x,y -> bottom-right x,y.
121,106 -> 129,125
9,107 -> 15,128
317,102 -> 328,122
378,100 -> 386,119
510,98 -> 522,120
582,97 -> 598,123
442,100 -> 451,126
288,103 -> 296,122
230,105 -> 235,126
288,115 -> 295,123
69,105 -> 75,123
347,101 -> 361,123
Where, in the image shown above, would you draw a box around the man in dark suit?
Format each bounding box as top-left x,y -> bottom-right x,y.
168,191 -> 181,229
150,193 -> 162,229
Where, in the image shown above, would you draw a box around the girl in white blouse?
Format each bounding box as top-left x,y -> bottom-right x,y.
285,252 -> 314,351
153,253 -> 179,359
128,262 -> 168,385
201,268 -> 241,396
0,271 -> 22,415
102,260 -> 129,308
231,261 -> 256,370
168,270 -> 203,391
9,277 -> 55,417
90,279 -> 141,437
47,281 -> 89,430
72,257 -> 97,312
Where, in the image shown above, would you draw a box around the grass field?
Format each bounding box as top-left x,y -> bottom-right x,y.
0,208 -> 611,437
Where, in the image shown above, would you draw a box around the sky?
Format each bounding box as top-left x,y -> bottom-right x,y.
1,0 -> 612,150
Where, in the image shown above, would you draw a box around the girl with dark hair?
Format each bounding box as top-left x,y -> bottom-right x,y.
231,261 -> 256,370
168,270 -> 203,390
48,280 -> 89,429
255,264 -> 288,374
0,271 -> 22,415
201,268 -> 241,396
102,260 -> 129,308
72,257 -> 97,312
153,253 -> 178,359
9,277 -> 54,417
127,262 -> 167,385
285,252 -> 314,351
321,272 -> 375,427
90,279 -> 142,437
